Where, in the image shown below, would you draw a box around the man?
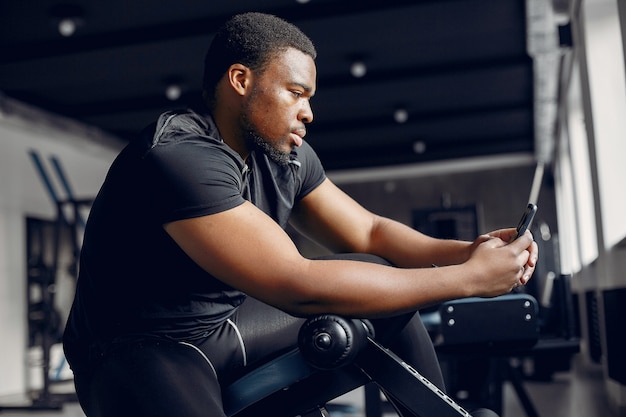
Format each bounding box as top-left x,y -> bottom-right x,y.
63,12 -> 537,417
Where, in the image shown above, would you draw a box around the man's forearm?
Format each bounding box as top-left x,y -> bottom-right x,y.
367,216 -> 473,268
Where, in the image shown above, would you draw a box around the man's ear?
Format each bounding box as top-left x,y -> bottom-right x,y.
226,63 -> 252,96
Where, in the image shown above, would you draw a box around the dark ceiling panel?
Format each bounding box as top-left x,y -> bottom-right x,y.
0,0 -> 534,170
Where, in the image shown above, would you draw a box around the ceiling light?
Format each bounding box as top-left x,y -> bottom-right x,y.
49,4 -> 84,37
58,18 -> 78,37
413,141 -> 426,154
295,0 -> 311,3
350,61 -> 367,78
165,84 -> 182,101
393,108 -> 409,124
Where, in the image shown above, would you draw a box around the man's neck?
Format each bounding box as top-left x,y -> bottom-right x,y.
212,107 -> 250,161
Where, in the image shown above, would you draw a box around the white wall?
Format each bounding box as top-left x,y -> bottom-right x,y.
559,0 -> 626,413
0,98 -> 121,397
581,0 -> 626,251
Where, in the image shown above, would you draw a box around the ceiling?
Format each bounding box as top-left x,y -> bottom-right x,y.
0,0 -> 537,171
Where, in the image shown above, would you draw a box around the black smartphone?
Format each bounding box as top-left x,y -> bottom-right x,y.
512,203 -> 537,241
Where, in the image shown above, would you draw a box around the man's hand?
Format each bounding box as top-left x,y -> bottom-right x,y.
465,229 -> 538,297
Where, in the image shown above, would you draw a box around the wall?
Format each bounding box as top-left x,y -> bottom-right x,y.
554,0 -> 626,414
294,154 -> 558,261
562,0 -> 626,414
0,97 -> 121,397
333,163 -> 555,234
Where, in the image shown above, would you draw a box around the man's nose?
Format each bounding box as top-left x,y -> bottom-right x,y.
299,100 -> 313,124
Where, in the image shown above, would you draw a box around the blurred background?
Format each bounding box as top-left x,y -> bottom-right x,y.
1,0 -> 625,416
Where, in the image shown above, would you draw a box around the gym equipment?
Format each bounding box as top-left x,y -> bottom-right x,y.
400,281 -> 578,417
0,151 -> 92,412
223,314 -> 498,417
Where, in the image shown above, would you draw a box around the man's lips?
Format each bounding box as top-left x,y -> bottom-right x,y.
291,128 -> 306,147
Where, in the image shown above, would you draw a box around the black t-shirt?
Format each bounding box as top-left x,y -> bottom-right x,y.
63,110 -> 326,369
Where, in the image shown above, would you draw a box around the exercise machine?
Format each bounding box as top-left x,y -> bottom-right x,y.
223,314 -> 498,417
0,151 -> 91,411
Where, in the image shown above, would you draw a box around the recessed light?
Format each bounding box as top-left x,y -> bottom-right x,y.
413,141 -> 427,154
165,84 -> 182,101
49,4 -> 84,37
350,61 -> 367,78
394,109 -> 409,124
58,18 -> 78,37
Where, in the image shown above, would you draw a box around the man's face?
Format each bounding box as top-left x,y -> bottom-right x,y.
240,47 -> 316,165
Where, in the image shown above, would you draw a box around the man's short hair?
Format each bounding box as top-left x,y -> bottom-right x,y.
202,12 -> 317,110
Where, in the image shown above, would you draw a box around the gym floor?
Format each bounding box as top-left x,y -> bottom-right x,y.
330,353 -> 616,417
0,353 -> 616,417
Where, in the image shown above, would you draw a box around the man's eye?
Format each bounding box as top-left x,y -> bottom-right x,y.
291,91 -> 303,98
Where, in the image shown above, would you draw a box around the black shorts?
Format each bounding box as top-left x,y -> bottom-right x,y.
72,254 -> 443,417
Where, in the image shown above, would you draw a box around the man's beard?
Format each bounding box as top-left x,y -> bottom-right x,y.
240,88 -> 292,166
248,131 -> 291,166
242,119 -> 292,167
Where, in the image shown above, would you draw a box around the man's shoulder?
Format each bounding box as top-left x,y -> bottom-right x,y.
151,109 -> 221,146
141,110 -> 243,168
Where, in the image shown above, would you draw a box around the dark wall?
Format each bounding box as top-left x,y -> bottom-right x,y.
293,163 -> 558,259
